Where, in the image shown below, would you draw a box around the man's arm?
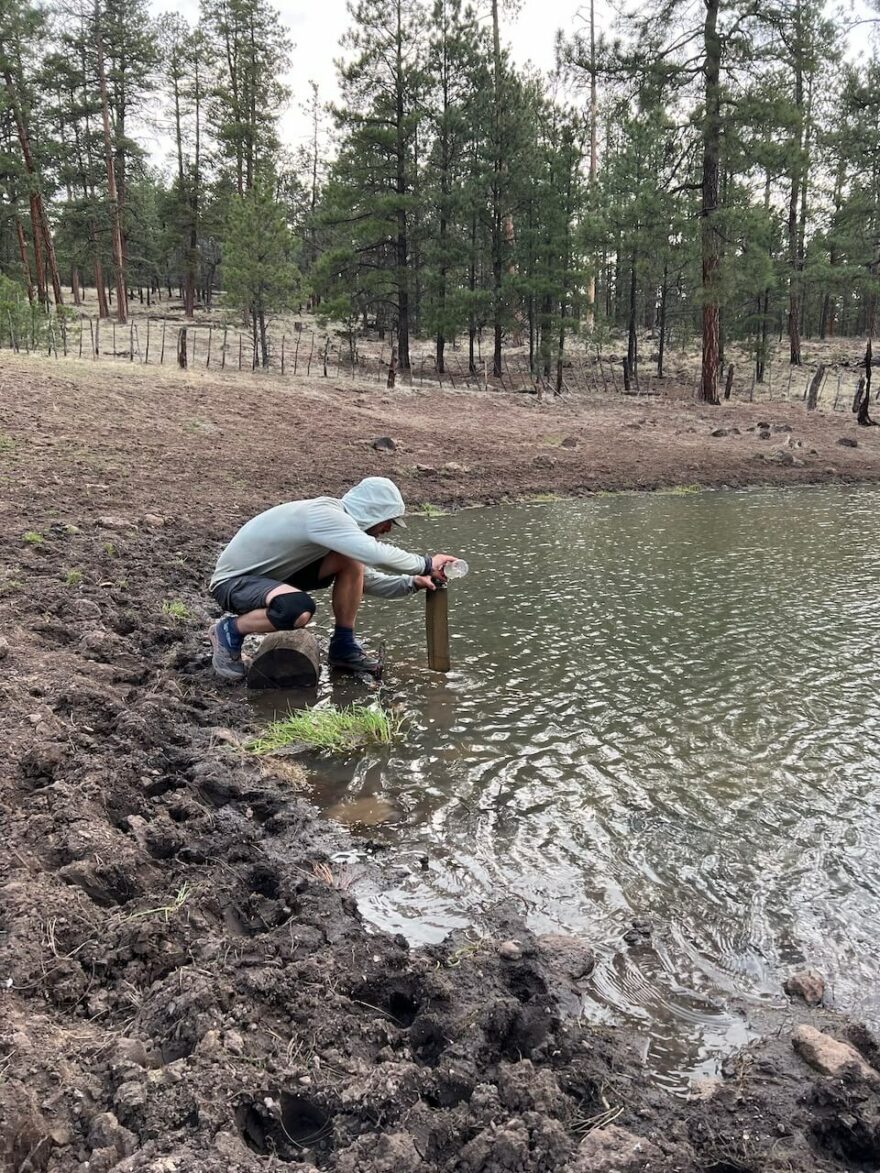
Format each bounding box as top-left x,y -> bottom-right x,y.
305,501 -> 427,575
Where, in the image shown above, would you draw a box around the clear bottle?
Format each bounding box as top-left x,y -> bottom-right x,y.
444,559 -> 469,580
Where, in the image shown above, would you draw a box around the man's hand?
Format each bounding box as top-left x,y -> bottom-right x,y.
430,554 -> 459,578
413,574 -> 438,591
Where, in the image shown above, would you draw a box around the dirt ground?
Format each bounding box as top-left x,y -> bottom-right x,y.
4,352 -> 880,1173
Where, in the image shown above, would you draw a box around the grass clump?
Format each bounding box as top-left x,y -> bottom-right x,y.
414,502 -> 445,518
248,704 -> 402,755
0,434 -> 16,454
102,541 -> 116,556
658,483 -> 701,495
162,599 -> 190,621
525,492 -> 561,503
23,530 -> 44,545
64,569 -> 83,586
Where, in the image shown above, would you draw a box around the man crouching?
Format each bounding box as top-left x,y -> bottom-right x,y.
208,476 -> 458,679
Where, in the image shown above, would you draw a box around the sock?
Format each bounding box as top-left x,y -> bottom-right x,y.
219,615 -> 244,651
330,624 -> 357,651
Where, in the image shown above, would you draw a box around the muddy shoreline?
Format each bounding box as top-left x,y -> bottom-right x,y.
4,354 -> 880,1171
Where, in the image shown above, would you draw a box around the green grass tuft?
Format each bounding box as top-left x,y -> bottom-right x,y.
162,599 -> 190,621
414,502 -> 445,518
248,704 -> 402,755
64,569 -> 83,586
23,530 -> 44,545
102,541 -> 116,556
525,492 -> 561,503
658,483 -> 701,495
0,434 -> 16,454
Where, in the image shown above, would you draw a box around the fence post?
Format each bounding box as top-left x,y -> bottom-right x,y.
94,317 -> 100,358
293,332 -> 300,374
129,320 -> 134,360
281,335 -> 285,375
177,326 -> 188,368
160,318 -> 166,364
221,326 -> 227,369
206,326 -> 212,368
144,318 -> 150,364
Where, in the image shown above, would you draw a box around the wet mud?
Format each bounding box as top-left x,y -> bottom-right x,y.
4,358 -> 880,1170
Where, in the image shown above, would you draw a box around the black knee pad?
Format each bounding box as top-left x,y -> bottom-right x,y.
266,592 -> 316,630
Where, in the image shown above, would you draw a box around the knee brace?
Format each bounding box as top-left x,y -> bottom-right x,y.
266,591 -> 316,630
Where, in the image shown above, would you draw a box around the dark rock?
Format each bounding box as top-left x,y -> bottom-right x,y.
0,636 -> 8,661
560,436 -> 578,449
838,436 -> 858,448
772,423 -> 793,433
711,428 -> 729,437
372,436 -> 397,451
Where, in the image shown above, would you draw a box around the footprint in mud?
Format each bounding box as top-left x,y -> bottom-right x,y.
235,1092 -> 335,1166
325,796 -> 401,827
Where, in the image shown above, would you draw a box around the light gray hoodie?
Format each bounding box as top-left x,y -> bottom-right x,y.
210,477 -> 425,599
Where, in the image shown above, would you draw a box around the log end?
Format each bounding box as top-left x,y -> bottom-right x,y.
246,630 -> 321,690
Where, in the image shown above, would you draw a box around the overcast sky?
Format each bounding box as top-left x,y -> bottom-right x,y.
146,0 -> 595,165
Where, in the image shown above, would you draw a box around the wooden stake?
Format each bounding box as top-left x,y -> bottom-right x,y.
426,585 -> 450,672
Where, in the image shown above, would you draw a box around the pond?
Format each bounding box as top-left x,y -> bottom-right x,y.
254,486 -> 880,1091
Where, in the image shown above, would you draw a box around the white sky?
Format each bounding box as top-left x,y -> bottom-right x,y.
146,0 -> 595,165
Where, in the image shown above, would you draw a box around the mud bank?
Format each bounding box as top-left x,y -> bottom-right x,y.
4,357 -> 880,1171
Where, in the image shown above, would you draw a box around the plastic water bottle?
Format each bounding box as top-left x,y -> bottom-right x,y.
444,559 -> 469,580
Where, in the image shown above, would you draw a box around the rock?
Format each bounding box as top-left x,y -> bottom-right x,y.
566,1124 -> 663,1172
711,428 -> 728,437
757,421 -> 770,429
441,461 -> 469,475
498,939 -> 523,961
765,449 -> 795,466
532,453 -> 558,468
112,1037 -> 148,1067
73,598 -> 102,620
536,933 -> 595,980
772,423 -> 793,433
837,436 -> 858,448
0,636 -> 8,661
96,515 -> 134,530
87,1111 -> 137,1156
758,429 -> 771,440
372,436 -> 397,452
784,970 -> 824,1006
792,1024 -> 878,1081
142,513 -> 166,527
623,918 -> 652,945
689,1076 -> 723,1101
560,436 -> 579,449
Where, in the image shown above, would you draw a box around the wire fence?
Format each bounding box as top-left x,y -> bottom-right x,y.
0,312 -> 871,412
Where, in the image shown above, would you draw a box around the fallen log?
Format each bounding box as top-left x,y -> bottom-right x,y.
246,630 -> 320,690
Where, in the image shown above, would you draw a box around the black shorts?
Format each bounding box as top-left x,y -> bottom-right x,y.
211,558 -> 336,614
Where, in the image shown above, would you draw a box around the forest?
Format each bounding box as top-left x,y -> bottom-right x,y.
1,0 -> 879,402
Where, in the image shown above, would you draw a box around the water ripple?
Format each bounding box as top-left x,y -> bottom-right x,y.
300,486 -> 880,1091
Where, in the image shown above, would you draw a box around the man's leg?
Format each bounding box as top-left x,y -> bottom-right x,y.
210,582 -> 316,681
316,552 -> 380,673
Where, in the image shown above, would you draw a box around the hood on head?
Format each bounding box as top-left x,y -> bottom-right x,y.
342,477 -> 407,530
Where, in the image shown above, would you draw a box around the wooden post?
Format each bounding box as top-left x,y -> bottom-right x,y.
806,365 -> 824,411
144,318 -> 150,364
426,585 -> 450,672
293,332 -> 300,374
387,344 -> 397,388
160,317 -> 166,364
724,363 -> 734,400
78,318 -> 83,358
622,357 -> 631,392
94,317 -> 100,357
221,326 -> 227,369
206,326 -> 212,367
281,335 -> 285,374
177,326 -> 188,368
129,320 -> 134,360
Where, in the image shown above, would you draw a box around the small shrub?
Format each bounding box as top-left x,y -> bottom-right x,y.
64,569 -> 83,586
23,531 -> 44,545
102,541 -> 116,556
248,704 -> 402,755
162,600 -> 190,621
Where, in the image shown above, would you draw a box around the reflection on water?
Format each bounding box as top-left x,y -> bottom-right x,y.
251,486 -> 880,1091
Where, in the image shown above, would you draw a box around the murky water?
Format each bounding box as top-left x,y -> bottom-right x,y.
254,486 -> 880,1090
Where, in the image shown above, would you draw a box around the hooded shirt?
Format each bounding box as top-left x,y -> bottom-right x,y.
210,477 -> 424,600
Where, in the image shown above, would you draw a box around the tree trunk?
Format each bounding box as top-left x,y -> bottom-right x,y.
699,0 -> 722,404
15,216 -> 34,303
94,0 -> 128,324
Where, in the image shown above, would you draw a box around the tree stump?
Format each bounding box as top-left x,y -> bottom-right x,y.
806,364 -> 825,411
246,630 -> 320,690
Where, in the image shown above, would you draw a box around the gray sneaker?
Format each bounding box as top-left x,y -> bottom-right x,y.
209,619 -> 247,681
